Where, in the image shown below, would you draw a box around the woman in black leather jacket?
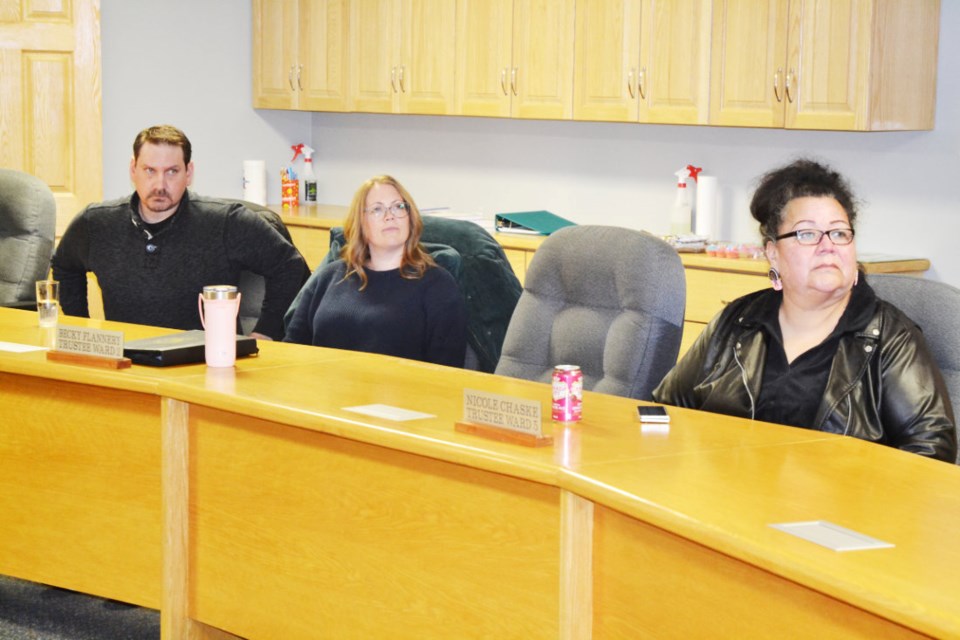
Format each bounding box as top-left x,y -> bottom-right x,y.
653,159 -> 956,462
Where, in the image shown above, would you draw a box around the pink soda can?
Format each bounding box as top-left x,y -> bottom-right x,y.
552,365 -> 583,422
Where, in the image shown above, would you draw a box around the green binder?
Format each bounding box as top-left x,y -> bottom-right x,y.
494,210 -> 576,235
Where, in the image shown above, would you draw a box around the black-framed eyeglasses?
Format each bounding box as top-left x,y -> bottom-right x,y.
364,201 -> 409,220
775,228 -> 855,246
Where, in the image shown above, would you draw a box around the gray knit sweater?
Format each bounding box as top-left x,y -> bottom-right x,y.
52,192 -> 306,340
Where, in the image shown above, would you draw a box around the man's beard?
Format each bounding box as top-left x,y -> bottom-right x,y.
143,190 -> 177,213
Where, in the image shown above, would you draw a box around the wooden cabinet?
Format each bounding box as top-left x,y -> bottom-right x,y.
253,0 -> 350,111
351,0 -> 456,115
709,0 -> 939,130
573,0 -> 711,124
253,1 -> 940,132
456,0 -> 575,119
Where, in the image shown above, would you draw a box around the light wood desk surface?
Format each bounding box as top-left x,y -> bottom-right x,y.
1,307 -> 958,638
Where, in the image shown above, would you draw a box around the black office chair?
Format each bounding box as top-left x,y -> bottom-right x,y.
223,199 -> 309,336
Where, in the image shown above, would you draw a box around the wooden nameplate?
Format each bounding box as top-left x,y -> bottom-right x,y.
47,350 -> 132,370
455,421 -> 553,448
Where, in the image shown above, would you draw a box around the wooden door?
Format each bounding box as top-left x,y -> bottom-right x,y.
400,0 -> 456,115
455,0 -> 513,117
253,0 -> 299,109
785,0 -> 870,130
351,0 -> 400,113
511,0 -> 575,120
299,0 -> 351,112
573,0 -> 641,122
640,0 -> 711,124
708,0 -> 789,127
0,0 -> 102,236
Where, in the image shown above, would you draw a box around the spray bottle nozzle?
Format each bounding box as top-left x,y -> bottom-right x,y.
686,165 -> 703,183
291,143 -> 305,162
674,167 -> 691,186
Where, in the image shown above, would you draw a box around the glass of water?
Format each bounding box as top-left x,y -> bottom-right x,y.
35,279 -> 60,327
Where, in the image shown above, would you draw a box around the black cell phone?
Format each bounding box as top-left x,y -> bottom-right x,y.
637,405 -> 670,423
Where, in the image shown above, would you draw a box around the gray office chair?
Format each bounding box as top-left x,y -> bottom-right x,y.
0,169 -> 56,308
495,225 -> 686,400
870,273 -> 960,464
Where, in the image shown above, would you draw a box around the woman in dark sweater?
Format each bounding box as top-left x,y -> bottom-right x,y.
284,175 -> 467,367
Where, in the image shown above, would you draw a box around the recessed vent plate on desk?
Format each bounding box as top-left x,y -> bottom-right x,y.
770,520 -> 894,552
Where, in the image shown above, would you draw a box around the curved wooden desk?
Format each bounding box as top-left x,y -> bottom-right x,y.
1,308 -> 958,639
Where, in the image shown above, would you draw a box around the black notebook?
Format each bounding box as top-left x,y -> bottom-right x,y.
123,330 -> 259,367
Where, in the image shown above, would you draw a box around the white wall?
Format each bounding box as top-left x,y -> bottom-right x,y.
103,1 -> 960,285
101,1 -> 310,203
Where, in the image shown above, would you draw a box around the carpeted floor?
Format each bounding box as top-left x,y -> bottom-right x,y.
0,575 -> 158,640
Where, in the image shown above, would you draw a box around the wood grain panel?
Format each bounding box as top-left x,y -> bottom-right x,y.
502,247 -> 527,286
287,224 -> 330,269
26,0 -> 69,20
299,0 -> 351,111
188,406 -> 561,640
0,0 -> 101,235
252,0 -> 298,109
684,267 -> 767,323
593,504 -> 927,639
511,0 -> 575,119
455,0 -> 513,117
0,372 -> 162,608
23,52 -> 73,193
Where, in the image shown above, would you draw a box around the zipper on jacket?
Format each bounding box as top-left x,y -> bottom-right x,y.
733,341 -> 756,420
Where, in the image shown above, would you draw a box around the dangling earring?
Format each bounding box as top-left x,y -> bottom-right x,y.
768,268 -> 783,291
854,271 -> 859,287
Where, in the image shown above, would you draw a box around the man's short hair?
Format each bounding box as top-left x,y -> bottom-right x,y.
133,125 -> 192,164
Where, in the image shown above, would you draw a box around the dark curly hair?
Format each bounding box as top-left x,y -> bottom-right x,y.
750,159 -> 858,243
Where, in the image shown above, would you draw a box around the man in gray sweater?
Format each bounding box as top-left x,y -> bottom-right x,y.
52,124 -> 307,341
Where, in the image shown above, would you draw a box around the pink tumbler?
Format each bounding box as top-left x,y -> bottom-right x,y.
198,285 -> 241,367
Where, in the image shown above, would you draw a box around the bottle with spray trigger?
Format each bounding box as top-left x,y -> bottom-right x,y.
291,143 -> 317,203
670,166 -> 692,236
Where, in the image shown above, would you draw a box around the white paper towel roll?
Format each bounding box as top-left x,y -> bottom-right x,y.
242,160 -> 267,206
695,175 -> 718,239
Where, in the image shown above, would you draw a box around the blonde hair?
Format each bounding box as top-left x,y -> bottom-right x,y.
341,175 -> 435,290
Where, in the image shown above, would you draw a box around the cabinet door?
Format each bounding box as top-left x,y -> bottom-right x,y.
511,0 -> 575,120
253,0 -> 299,109
573,0 -> 641,122
708,0 -> 788,127
640,0 -> 711,124
351,0 -> 401,113
400,0 -> 456,115
299,0 -> 351,112
784,0 -> 870,130
455,0 -> 513,117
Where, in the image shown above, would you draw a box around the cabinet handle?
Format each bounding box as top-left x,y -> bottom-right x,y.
288,64 -> 296,91
511,67 -> 518,96
391,66 -> 398,93
627,69 -> 636,99
637,66 -> 646,100
296,64 -> 303,91
399,65 -> 406,93
785,68 -> 795,103
500,68 -> 508,96
773,67 -> 783,102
